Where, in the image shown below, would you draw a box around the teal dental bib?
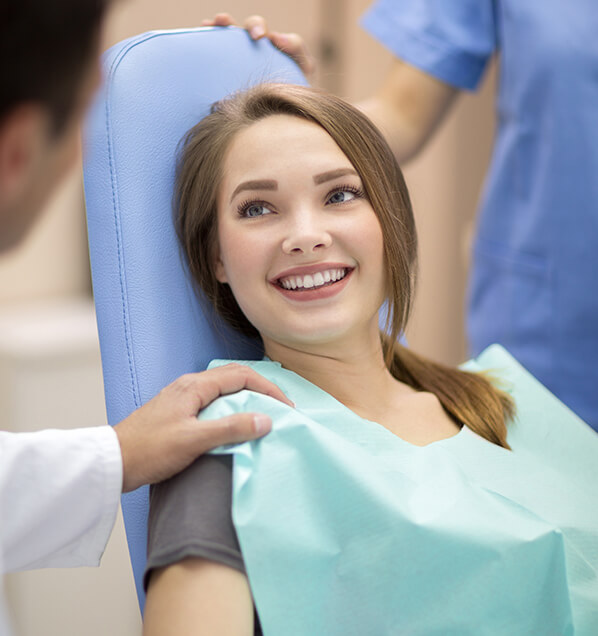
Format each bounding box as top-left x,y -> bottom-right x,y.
206,345 -> 598,635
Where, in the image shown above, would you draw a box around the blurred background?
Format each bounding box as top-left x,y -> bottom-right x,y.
2,0 -> 495,634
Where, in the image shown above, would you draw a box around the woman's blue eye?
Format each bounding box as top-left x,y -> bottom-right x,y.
327,188 -> 361,205
240,203 -> 272,218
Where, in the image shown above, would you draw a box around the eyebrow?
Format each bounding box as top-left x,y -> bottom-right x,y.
313,168 -> 358,185
230,179 -> 278,203
229,168 -> 359,203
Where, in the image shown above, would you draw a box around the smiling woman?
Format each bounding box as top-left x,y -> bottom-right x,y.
137,84 -> 552,636
173,83 -> 513,446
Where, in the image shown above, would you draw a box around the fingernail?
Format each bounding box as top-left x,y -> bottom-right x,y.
250,25 -> 265,39
253,414 -> 272,435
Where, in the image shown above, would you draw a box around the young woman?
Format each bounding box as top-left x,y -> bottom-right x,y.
142,84 -> 597,635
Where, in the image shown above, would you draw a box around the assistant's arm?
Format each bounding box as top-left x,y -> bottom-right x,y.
357,59 -> 458,163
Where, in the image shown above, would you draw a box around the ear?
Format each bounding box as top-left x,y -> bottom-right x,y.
0,104 -> 47,201
213,247 -> 228,283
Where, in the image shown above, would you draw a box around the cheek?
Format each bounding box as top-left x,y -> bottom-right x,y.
217,229 -> 259,289
361,215 -> 387,292
358,212 -> 385,262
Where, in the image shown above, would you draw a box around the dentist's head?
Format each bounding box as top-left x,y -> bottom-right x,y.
0,0 -> 114,250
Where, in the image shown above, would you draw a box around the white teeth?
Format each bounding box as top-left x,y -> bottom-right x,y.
279,268 -> 348,290
303,274 -> 315,289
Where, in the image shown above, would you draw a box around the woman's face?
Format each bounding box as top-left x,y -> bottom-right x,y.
215,114 -> 386,354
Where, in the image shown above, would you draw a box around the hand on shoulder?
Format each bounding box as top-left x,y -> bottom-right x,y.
114,363 -> 293,492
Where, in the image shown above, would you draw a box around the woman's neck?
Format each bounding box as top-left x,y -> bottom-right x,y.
263,331 -> 462,446
263,333 -> 413,419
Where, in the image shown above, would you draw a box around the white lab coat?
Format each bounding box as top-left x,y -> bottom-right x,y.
0,426 -> 122,635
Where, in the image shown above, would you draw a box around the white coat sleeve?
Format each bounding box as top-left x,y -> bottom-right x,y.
0,426 -> 122,572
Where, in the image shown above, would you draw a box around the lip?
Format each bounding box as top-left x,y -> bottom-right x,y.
270,264 -> 354,302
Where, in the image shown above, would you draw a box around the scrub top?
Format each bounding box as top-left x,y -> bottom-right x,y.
204,346 -> 598,635
361,0 -> 598,429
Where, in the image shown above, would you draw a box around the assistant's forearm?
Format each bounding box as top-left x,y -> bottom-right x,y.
357,60 -> 459,164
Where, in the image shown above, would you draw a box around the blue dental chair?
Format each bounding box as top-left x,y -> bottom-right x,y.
82,27 -> 306,612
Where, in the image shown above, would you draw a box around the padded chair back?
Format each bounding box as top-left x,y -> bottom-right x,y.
83,27 -> 306,610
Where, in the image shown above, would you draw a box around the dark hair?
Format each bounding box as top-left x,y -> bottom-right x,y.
0,0 -> 113,136
175,83 -> 514,448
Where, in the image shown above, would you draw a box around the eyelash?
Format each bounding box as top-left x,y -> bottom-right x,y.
236,184 -> 365,218
237,199 -> 273,218
327,184 -> 364,203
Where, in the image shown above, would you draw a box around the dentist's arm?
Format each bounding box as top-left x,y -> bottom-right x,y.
1,363 -> 291,572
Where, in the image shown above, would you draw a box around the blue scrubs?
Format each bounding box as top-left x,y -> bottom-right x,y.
362,0 -> 598,429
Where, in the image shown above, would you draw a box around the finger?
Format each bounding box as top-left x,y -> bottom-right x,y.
212,13 -> 236,27
243,15 -> 268,40
268,32 -> 316,77
196,412 -> 272,450
212,364 -> 295,406
174,365 -> 294,412
200,18 -> 216,26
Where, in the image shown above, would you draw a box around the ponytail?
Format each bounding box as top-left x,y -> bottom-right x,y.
383,337 -> 514,449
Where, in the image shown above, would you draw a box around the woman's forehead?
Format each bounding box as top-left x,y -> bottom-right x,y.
221,115 -> 356,188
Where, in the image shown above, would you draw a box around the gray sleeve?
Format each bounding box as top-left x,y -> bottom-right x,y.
144,453 -> 245,590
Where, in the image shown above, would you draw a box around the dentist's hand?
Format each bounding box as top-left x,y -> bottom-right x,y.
201,13 -> 316,79
114,363 -> 293,492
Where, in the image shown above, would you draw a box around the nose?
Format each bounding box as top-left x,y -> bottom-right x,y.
281,210 -> 332,255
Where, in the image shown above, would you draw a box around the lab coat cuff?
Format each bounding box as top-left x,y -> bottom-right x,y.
87,425 -> 123,566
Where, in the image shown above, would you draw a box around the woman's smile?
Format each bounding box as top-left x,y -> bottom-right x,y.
272,263 -> 354,301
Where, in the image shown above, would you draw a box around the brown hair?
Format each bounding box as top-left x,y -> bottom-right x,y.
175,83 -> 514,448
